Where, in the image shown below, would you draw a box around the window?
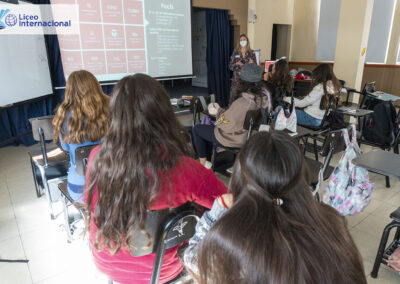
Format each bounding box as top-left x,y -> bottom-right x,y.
365,0 -> 396,63
397,43 -> 400,62
315,0 -> 341,62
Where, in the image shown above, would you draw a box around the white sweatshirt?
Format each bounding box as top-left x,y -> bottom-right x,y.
285,81 -> 336,120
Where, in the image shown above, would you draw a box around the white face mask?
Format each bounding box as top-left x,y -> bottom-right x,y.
240,40 -> 247,47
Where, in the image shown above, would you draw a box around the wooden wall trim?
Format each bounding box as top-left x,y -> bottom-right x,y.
289,61 -> 400,69
364,63 -> 400,68
288,61 -> 333,66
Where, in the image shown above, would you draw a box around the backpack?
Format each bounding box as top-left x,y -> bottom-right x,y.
323,125 -> 375,216
362,101 -> 397,146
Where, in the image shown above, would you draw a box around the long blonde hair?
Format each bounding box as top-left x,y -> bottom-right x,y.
53,70 -> 109,144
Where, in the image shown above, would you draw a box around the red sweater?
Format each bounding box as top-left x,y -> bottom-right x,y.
84,146 -> 227,284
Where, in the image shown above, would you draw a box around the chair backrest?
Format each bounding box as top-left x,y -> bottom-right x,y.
128,203 -> 199,257
318,96 -> 337,130
363,81 -> 376,94
29,115 -> 55,142
359,81 -> 376,108
126,203 -> 199,284
320,128 -> 349,157
29,115 -> 55,166
75,145 -> 98,176
319,127 -> 351,179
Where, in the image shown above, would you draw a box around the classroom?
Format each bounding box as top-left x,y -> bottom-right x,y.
1,0 -> 400,283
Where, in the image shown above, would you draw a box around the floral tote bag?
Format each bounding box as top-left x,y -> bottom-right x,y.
275,97 -> 297,133
322,125 -> 375,216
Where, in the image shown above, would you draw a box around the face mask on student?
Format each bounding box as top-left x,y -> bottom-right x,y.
240,40 -> 247,47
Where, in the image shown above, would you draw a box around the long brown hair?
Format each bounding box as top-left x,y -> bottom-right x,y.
198,132 -> 366,284
53,70 -> 109,144
309,64 -> 342,110
85,74 -> 193,254
267,59 -> 293,94
237,34 -> 251,52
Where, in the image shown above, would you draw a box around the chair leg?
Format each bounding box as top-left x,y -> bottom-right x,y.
38,167 -> 55,220
30,159 -> 41,198
385,176 -> 390,188
62,197 -> 72,243
371,221 -> 397,278
313,138 -> 318,161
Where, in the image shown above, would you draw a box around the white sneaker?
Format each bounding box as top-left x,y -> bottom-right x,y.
204,161 -> 212,169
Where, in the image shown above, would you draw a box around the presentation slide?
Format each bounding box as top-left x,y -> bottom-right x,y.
53,0 -> 193,82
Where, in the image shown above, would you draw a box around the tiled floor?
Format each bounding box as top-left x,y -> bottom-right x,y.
0,141 -> 399,283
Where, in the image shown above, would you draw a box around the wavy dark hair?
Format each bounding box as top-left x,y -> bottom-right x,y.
53,70 -> 110,143
267,59 -> 293,94
85,74 -> 193,254
309,64 -> 342,110
230,80 -> 268,105
198,132 -> 366,284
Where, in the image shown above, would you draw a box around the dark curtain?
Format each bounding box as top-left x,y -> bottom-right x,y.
206,9 -> 231,107
0,0 -> 115,147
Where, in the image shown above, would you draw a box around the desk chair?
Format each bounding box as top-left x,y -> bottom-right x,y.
108,204 -> 199,284
28,115 -> 70,219
371,207 -> 400,278
342,81 -> 375,109
211,108 -> 271,177
57,144 -> 97,242
305,127 -> 350,200
359,102 -> 400,188
300,99 -> 335,161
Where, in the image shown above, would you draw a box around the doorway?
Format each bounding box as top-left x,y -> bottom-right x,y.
271,24 -> 292,60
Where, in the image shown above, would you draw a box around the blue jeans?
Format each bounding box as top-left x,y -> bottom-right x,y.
296,109 -> 322,128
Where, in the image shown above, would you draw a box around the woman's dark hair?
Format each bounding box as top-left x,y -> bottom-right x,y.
85,74 -> 193,254
310,63 -> 342,110
267,59 -> 293,94
230,80 -> 269,106
198,132 -> 366,284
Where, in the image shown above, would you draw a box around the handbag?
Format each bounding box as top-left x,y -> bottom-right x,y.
275,95 -> 297,133
322,125 -> 375,216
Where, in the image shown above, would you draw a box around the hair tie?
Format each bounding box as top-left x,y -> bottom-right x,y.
273,198 -> 283,206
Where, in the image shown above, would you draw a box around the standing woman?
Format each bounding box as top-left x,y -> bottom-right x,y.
229,34 -> 257,89
84,74 -> 227,284
53,70 -> 109,203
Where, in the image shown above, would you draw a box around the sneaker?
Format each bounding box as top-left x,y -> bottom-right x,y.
204,161 -> 212,169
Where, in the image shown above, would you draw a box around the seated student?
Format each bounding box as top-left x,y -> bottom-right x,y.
184,131 -> 366,284
263,59 -> 293,110
53,70 -> 109,203
84,74 -> 228,284
284,63 -> 341,128
192,63 -> 270,167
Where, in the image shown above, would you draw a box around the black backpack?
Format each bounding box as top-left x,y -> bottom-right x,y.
362,101 -> 397,146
